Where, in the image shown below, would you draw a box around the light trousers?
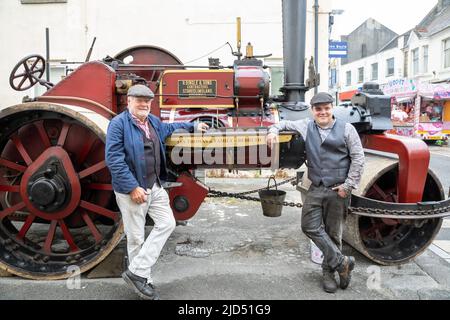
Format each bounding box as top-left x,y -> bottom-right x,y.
114,183 -> 176,283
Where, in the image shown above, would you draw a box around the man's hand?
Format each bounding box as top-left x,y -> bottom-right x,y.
197,122 -> 209,132
266,132 -> 279,149
332,185 -> 350,198
130,187 -> 149,204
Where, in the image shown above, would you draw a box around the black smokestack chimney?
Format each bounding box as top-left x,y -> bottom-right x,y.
280,0 -> 308,104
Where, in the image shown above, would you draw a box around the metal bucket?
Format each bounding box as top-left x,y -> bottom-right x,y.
258,176 -> 286,217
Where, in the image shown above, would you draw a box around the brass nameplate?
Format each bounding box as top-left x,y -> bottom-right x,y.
178,80 -> 217,98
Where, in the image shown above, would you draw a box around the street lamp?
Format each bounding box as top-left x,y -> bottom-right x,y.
329,9 -> 344,35
331,9 -> 344,15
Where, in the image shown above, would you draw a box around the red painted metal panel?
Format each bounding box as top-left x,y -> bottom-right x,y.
42,61 -> 117,114
168,173 -> 208,221
362,133 -> 430,203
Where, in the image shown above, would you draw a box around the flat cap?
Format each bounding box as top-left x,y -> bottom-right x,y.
310,92 -> 334,106
127,84 -> 154,98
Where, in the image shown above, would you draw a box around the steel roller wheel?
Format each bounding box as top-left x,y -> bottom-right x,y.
0,102 -> 123,279
343,153 -> 443,265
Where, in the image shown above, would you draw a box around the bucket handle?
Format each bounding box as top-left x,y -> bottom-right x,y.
267,175 -> 278,191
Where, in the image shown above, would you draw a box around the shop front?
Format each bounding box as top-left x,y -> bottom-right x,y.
382,79 -> 450,141
416,82 -> 450,141
382,79 -> 417,138
338,89 -> 358,103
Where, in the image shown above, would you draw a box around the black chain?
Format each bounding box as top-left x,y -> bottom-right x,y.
228,176 -> 297,196
207,176 -> 303,208
208,189 -> 303,208
206,178 -> 450,218
350,205 -> 450,218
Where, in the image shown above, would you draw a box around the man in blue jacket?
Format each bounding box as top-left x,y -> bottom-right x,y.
106,84 -> 208,300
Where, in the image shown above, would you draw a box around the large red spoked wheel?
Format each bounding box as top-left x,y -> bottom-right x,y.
0,103 -> 123,279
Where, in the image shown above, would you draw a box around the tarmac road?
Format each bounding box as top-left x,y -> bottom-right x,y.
1,174 -> 449,300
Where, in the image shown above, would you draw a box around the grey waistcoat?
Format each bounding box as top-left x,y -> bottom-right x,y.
305,119 -> 350,187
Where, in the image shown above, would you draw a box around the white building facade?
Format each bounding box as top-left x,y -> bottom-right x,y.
406,28 -> 450,83
0,0 -> 332,109
332,1 -> 450,140
336,43 -> 405,100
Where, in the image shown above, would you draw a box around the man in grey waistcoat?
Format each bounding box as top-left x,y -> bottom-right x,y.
267,92 -> 365,293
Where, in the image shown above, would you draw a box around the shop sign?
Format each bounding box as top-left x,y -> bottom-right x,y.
418,82 -> 450,100
382,78 -> 417,97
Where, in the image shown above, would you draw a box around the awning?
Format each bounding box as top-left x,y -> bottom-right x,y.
339,89 -> 358,101
395,95 -> 416,103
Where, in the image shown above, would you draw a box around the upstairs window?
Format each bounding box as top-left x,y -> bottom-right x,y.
423,45 -> 428,73
346,71 -> 351,86
371,63 -> 378,80
386,58 -> 395,77
412,48 -> 419,75
358,67 -> 364,83
444,38 -> 450,68
21,0 -> 67,3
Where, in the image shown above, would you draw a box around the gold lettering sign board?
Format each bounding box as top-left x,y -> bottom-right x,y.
178,80 -> 217,98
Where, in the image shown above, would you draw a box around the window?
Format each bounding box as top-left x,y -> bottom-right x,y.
361,44 -> 367,58
403,51 -> 409,77
371,63 -> 378,80
391,102 -> 414,125
346,71 -> 351,86
412,48 -> 419,75
269,66 -> 284,96
444,38 -> 450,68
420,102 -> 443,123
386,58 -> 395,77
423,45 -> 428,73
358,67 -> 364,83
329,68 -> 337,88
34,65 -> 67,97
21,0 -> 67,3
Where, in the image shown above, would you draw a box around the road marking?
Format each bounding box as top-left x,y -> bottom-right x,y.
429,243 -> 450,259
430,151 -> 450,158
433,240 -> 450,253
442,219 -> 450,229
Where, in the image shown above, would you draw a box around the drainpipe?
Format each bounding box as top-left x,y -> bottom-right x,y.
314,0 -> 319,94
46,27 -> 50,83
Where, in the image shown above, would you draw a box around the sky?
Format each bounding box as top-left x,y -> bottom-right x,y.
330,0 -> 438,39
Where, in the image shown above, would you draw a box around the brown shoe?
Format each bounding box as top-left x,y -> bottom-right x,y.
337,256 -> 355,289
322,270 -> 338,293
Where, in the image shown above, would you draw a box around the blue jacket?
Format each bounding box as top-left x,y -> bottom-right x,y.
105,110 -> 194,194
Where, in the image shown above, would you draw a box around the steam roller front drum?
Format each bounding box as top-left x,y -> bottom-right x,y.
0,102 -> 123,279
300,152 -> 443,265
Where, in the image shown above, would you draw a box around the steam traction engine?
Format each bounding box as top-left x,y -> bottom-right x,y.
1,0 -> 449,279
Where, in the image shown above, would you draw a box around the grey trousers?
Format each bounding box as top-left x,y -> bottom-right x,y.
301,184 -> 350,271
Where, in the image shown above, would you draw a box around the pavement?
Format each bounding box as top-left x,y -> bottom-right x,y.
428,144 -> 450,266
1,175 -> 450,300
1,144 -> 450,300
